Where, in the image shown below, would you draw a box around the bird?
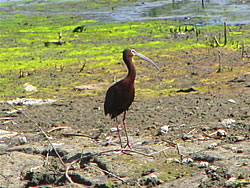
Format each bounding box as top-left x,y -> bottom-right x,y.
104,49 -> 160,149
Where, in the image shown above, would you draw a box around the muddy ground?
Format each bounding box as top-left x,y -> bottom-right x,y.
0,45 -> 249,187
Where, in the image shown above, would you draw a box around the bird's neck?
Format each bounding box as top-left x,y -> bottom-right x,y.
124,56 -> 136,82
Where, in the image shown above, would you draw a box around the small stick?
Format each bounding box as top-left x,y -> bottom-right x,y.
216,51 -> 222,73
176,144 -> 183,164
79,62 -> 86,72
148,147 -> 171,156
162,139 -> 177,146
6,102 -> 76,184
241,41 -> 245,59
97,149 -> 154,157
224,21 -> 227,46
62,133 -> 96,139
202,0 -> 205,9
162,139 -> 183,163
65,165 -> 74,184
213,36 -> 220,47
86,163 -> 126,183
187,128 -> 196,135
5,103 -> 66,167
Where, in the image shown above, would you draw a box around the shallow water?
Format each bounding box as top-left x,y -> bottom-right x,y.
110,0 -> 250,25
0,0 -> 249,25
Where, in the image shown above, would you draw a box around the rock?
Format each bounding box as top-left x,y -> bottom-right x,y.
228,99 -> 236,104
139,176 -> 163,187
160,125 -> 169,134
5,98 -> 55,105
208,142 -> 218,149
221,119 -> 236,128
207,165 -> 218,173
141,168 -> 157,176
182,135 -> 193,140
225,177 -> 237,187
110,127 -> 121,132
231,147 -> 243,153
24,83 -> 37,92
176,87 -> 197,93
0,144 -> 8,154
192,153 -> 221,162
182,158 -> 193,164
199,162 -> 209,168
228,77 -> 246,83
229,136 -> 245,142
216,129 -> 226,137
18,136 -> 27,145
180,124 -> 187,127
155,125 -> 169,136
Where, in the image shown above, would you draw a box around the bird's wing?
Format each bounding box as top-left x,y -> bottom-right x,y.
104,85 -> 116,116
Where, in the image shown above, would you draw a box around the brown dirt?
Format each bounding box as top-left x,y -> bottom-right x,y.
0,47 -> 249,187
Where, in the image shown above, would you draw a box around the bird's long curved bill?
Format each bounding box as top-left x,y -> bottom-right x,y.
134,52 -> 160,70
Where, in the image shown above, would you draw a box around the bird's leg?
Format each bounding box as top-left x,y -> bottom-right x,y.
115,117 -> 123,149
123,111 -> 132,149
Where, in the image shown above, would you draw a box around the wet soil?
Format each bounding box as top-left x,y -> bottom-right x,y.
0,46 -> 249,187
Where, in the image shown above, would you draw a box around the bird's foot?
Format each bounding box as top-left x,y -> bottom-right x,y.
120,149 -> 133,155
123,142 -> 132,149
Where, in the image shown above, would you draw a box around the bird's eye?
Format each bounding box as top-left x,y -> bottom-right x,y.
131,49 -> 136,55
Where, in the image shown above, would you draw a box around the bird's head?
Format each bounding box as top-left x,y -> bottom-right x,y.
123,49 -> 160,70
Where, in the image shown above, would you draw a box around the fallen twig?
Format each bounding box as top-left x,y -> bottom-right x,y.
148,147 -> 171,156
97,148 -> 154,157
86,163 -> 126,183
62,133 -> 96,139
65,165 -> 74,184
176,144 -> 183,164
162,139 -> 183,163
5,102 -> 75,184
162,139 -> 177,146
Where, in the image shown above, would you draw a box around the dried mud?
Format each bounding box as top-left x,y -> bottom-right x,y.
0,45 -> 249,187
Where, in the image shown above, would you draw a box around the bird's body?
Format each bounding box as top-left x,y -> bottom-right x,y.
104,49 -> 159,149
105,49 -> 136,119
104,79 -> 135,119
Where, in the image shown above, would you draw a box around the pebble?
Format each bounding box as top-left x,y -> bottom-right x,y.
228,99 -> 236,103
24,83 -> 37,92
208,165 -> 218,172
173,159 -> 181,163
74,85 -> 95,90
160,125 -> 169,134
192,153 -> 220,162
141,168 -> 157,176
231,147 -> 243,153
225,177 -> 237,187
208,142 -> 218,149
216,129 -> 226,137
6,109 -> 22,114
199,162 -> 209,168
221,119 -> 236,128
155,125 -> 169,136
139,176 -> 163,186
180,124 -> 187,127
5,98 -> 55,105
18,136 -> 27,145
182,135 -> 193,140
182,158 -> 193,164
110,127 -> 121,132
230,136 -> 245,142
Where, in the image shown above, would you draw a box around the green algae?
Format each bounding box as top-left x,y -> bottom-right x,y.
0,1 -> 249,99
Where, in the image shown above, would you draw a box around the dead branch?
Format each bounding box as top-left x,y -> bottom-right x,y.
62,133 -> 96,139
5,102 -> 75,183
86,163 -> 126,183
97,148 -> 154,157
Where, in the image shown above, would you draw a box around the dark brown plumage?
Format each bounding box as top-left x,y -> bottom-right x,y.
104,49 -> 159,149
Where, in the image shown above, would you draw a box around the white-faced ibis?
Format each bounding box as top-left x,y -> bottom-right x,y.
104,49 -> 159,149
